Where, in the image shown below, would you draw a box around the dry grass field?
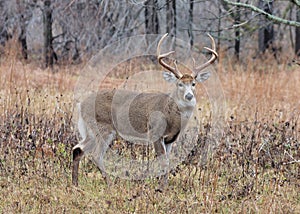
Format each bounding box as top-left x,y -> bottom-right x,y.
0,46 -> 299,213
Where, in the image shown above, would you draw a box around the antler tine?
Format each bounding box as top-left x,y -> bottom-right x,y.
193,33 -> 218,74
157,33 -> 182,79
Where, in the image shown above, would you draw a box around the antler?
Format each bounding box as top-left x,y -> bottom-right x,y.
157,33 -> 183,79
193,33 -> 218,75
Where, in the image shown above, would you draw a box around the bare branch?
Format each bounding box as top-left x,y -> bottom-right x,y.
291,0 -> 300,8
223,0 -> 300,27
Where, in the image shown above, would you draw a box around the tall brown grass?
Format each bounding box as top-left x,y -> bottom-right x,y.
0,46 -> 299,213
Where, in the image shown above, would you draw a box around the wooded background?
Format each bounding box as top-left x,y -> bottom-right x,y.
0,0 -> 299,67
1,2 -> 299,212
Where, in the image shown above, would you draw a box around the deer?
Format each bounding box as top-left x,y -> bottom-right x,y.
72,33 -> 218,187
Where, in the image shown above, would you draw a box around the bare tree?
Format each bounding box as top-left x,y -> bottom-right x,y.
234,0 -> 241,59
188,0 -> 193,47
220,0 -> 244,59
50,0 -> 144,63
166,0 -> 176,37
1,0 -> 299,64
258,0 -> 274,53
223,0 -> 300,27
296,8 -> 300,56
222,0 -> 300,58
145,0 -> 160,34
16,0 -> 31,60
43,0 -> 54,67
0,1 -> 11,46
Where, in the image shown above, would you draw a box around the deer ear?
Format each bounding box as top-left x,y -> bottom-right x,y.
163,71 -> 177,83
195,71 -> 211,83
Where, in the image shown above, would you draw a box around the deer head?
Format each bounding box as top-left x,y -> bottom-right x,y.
157,33 -> 218,108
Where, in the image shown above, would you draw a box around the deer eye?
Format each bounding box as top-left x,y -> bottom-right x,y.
192,83 -> 196,87
178,83 -> 184,87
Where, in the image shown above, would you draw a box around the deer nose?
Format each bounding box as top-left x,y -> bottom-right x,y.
185,93 -> 193,101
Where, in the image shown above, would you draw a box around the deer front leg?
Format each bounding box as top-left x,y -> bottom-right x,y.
154,138 -> 171,190
148,115 -> 169,189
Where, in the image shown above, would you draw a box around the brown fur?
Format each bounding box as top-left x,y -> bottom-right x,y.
80,89 -> 183,144
72,82 -> 195,187
180,73 -> 194,83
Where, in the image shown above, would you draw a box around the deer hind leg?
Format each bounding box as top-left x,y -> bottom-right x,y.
72,129 -> 115,186
72,134 -> 96,186
72,106 -> 100,186
91,127 -> 116,184
72,147 -> 83,186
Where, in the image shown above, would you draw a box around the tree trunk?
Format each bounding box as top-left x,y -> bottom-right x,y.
145,0 -> 159,34
217,1 -> 222,51
43,0 -> 54,68
188,0 -> 193,47
145,1 -> 149,33
166,0 -> 171,33
234,0 -> 240,59
166,0 -> 176,37
19,14 -> 28,60
172,0 -> 176,38
16,0 -> 28,60
258,0 -> 274,53
295,8 -> 300,56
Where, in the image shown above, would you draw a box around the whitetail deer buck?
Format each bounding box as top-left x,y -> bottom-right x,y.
72,33 -> 218,187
